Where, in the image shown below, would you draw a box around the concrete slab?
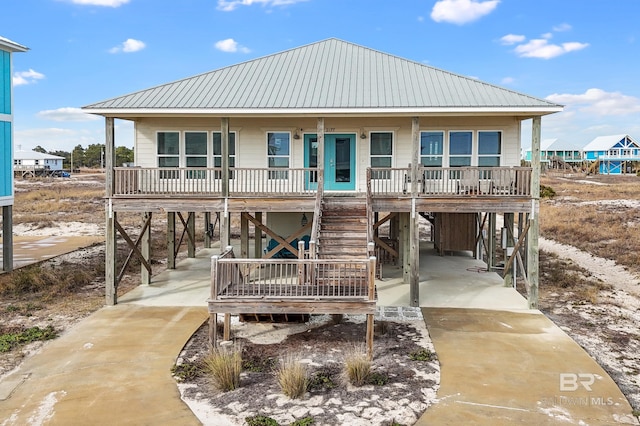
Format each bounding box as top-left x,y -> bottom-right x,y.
0,235 -> 103,269
417,308 -> 639,425
0,305 -> 208,425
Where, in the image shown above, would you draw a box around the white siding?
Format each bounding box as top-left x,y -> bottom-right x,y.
132,116 -> 522,192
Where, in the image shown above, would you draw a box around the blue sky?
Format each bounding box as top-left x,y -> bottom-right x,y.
3,0 -> 640,152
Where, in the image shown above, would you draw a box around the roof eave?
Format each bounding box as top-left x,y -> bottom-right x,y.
0,37 -> 29,52
83,106 -> 563,119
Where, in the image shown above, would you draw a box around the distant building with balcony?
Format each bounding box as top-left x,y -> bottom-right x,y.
524,138 -> 583,169
0,36 -> 28,271
583,134 -> 640,175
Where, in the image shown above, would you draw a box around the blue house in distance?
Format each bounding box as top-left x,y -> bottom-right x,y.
1,35 -> 28,271
583,134 -> 640,175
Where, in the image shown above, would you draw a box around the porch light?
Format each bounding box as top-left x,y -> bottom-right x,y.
360,131 -> 367,139
301,213 -> 308,226
294,129 -> 301,139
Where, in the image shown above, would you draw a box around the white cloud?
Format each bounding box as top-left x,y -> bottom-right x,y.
431,0 -> 500,25
501,77 -> 515,85
37,107 -> 101,122
541,32 -> 553,40
64,0 -> 129,6
214,38 -> 250,53
546,88 -> 640,116
13,69 -> 45,86
514,38 -> 588,59
500,34 -> 525,45
109,38 -> 146,54
553,23 -> 572,32
217,0 -> 307,12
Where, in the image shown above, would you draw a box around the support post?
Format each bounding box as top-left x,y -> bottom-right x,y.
2,206 -> 13,272
141,212 -> 152,285
409,117 -> 420,306
241,212 -> 249,258
503,213 -> 515,287
105,117 -> 116,305
204,212 -> 212,248
187,212 -> 195,258
400,213 -> 410,284
528,116 -> 541,309
254,212 -> 263,258
167,212 -> 176,269
487,213 -> 496,271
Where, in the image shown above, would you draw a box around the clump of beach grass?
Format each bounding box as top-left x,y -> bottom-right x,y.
276,355 -> 308,399
202,345 -> 242,392
343,344 -> 371,387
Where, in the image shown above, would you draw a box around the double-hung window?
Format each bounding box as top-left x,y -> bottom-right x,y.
449,131 -> 472,167
185,131 -> 207,179
267,132 -> 290,179
212,132 -> 236,178
157,131 -> 180,179
478,131 -> 501,166
420,131 -> 444,182
370,132 -> 393,179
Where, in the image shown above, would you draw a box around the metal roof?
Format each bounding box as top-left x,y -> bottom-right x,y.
14,150 -> 64,160
83,38 -> 562,116
0,36 -> 28,52
583,134 -> 638,151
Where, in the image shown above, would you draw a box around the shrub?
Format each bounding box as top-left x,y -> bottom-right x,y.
245,415 -> 279,426
202,345 -> 242,392
409,348 -> 436,362
0,325 -> 58,353
277,355 -> 308,399
343,345 -> 371,387
540,184 -> 556,198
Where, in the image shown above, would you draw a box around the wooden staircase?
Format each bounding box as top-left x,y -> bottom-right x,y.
318,196 -> 369,259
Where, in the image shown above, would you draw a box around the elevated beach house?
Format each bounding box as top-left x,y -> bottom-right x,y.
83,39 -> 561,349
524,138 -> 583,169
1,36 -> 28,272
583,134 -> 640,175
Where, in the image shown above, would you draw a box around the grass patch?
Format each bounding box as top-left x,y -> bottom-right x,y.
171,361 -> 202,382
0,325 -> 58,352
409,348 -> 436,362
0,262 -> 96,298
307,367 -> 338,392
343,345 -> 371,387
277,355 -> 308,399
245,415 -> 280,426
202,346 -> 242,392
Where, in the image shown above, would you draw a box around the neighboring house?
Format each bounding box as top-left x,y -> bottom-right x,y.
0,36 -> 28,272
524,138 -> 583,165
14,149 -> 65,175
583,134 -> 640,175
83,39 -> 561,336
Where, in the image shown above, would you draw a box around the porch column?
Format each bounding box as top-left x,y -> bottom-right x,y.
141,212 -> 152,285
187,212 -> 196,258
254,212 -> 263,258
241,212 -> 249,258
2,206 -> 13,272
204,212 -> 212,248
528,116 -> 541,309
105,117 -> 117,305
487,213 -> 496,271
167,212 -> 176,269
220,118 -> 230,248
409,117 -> 420,307
503,213 -> 515,287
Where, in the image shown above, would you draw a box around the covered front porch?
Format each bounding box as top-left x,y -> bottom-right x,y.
119,240 -> 528,312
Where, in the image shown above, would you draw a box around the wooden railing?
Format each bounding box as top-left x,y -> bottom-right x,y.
211,257 -> 376,299
114,166 -> 531,198
368,166 -> 532,197
309,170 -> 324,259
114,167 -> 319,196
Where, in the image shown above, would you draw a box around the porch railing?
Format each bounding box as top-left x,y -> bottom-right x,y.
368,166 -> 532,197
211,257 -> 376,299
113,167 -> 319,196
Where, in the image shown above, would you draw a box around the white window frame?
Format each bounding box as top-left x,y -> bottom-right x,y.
447,130 -> 473,168
420,130 -> 445,168
369,131 -> 394,179
477,130 -> 503,167
267,131 -> 291,179
212,131 -> 237,179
